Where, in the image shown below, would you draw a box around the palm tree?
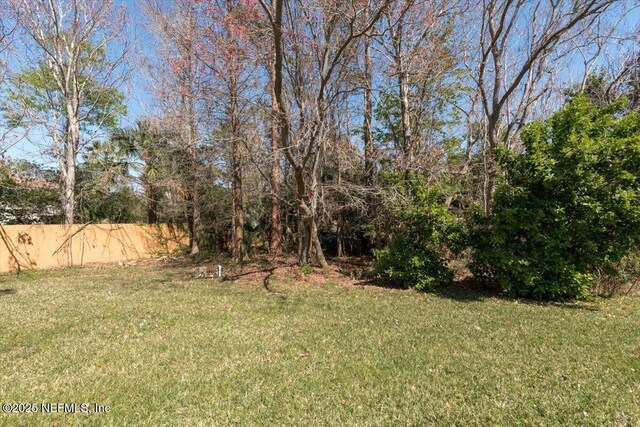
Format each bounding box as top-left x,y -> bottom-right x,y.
108,120 -> 170,224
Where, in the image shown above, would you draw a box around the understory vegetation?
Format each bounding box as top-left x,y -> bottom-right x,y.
373,176 -> 463,291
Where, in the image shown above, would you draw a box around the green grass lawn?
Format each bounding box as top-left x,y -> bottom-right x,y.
1,263 -> 639,426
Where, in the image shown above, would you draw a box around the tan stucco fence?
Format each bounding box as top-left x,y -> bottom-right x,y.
0,223 -> 189,273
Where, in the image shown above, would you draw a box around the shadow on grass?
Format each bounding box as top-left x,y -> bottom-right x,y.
0,288 -> 16,296
354,276 -> 600,311
436,280 -> 601,311
433,278 -> 502,302
352,276 -> 500,302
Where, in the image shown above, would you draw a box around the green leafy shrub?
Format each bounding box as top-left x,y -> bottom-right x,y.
472,96 -> 640,299
374,176 -> 463,290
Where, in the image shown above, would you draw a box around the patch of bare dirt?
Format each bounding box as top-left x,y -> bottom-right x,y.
179,255 -> 377,289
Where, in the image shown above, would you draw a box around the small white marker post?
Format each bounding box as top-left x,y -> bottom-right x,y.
198,266 -> 206,278
217,265 -> 222,278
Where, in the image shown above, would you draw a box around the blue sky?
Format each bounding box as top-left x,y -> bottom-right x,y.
3,0 -> 151,166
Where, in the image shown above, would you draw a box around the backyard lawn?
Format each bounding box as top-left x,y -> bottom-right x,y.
1,262 -> 639,426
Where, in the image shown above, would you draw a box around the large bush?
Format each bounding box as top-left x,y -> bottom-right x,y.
374,176 -> 463,290
472,96 -> 640,299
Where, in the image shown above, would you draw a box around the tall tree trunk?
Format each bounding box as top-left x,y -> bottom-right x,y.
231,144 -> 244,262
283,156 -> 291,243
62,109 -> 79,224
186,191 -> 195,251
308,146 -> 328,267
398,68 -> 413,180
60,147 -> 76,224
184,15 -> 201,255
189,151 -> 202,255
269,109 -> 282,255
393,19 -> 413,180
484,119 -> 499,216
230,79 -> 245,262
310,214 -> 327,266
361,44 -> 375,254
145,182 -> 158,224
142,148 -> 159,224
363,36 -> 374,185
268,54 -> 282,255
336,131 -> 344,257
336,219 -> 344,257
294,166 -> 308,263
268,0 -> 285,255
292,164 -> 327,267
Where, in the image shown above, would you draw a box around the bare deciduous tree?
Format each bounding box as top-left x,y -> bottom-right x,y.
143,0 -> 207,254
378,0 -> 458,180
465,0 -> 622,214
197,0 -> 259,262
281,0 -> 392,266
257,0 -> 286,256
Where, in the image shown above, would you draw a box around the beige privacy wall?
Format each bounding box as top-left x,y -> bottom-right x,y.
0,223 -> 188,273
